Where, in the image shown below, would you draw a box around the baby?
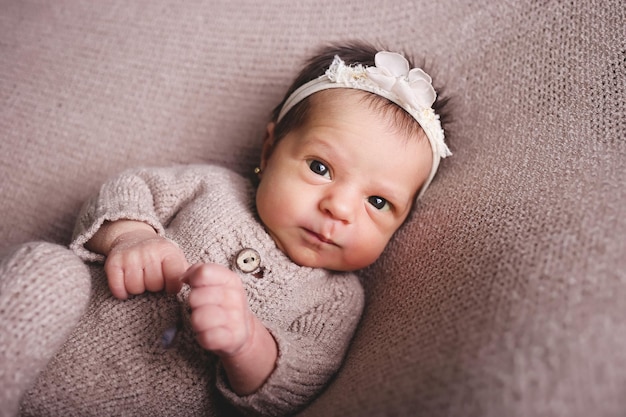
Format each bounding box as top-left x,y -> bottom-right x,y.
1,41 -> 451,416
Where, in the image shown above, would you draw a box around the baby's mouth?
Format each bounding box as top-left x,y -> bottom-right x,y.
305,229 -> 337,246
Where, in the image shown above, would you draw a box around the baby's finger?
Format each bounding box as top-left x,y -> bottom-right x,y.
143,258 -> 165,293
163,253 -> 190,294
187,285 -> 230,309
196,327 -> 234,353
180,263 -> 203,284
190,304 -> 228,333
183,263 -> 235,289
124,265 -> 146,295
191,304 -> 249,354
105,263 -> 129,300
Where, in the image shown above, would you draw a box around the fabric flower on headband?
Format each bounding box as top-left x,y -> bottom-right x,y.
366,52 -> 437,112
323,52 -> 450,160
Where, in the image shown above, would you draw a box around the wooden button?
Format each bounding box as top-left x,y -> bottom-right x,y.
235,248 -> 261,274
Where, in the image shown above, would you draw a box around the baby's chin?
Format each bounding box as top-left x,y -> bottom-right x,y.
282,248 -> 341,271
268,230 -> 379,271
288,251 -> 372,272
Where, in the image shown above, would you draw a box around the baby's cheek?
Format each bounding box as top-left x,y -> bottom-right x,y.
343,241 -> 385,271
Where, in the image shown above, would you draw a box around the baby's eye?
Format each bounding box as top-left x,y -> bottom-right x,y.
368,196 -> 390,211
308,159 -> 330,179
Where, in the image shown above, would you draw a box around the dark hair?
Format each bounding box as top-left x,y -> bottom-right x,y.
271,40 -> 452,143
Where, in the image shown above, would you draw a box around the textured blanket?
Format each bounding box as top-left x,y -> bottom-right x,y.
1,1 -> 624,416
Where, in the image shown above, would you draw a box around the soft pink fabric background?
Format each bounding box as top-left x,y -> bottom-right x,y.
1,1 -> 624,416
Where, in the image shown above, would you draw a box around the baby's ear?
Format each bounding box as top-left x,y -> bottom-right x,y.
260,122 -> 277,171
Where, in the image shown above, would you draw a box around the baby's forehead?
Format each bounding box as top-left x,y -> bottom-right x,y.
289,92 -> 433,196
305,89 -> 426,141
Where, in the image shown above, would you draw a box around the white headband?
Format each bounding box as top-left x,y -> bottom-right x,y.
277,51 -> 451,199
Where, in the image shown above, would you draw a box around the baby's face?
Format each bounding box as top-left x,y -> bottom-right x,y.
256,90 -> 432,271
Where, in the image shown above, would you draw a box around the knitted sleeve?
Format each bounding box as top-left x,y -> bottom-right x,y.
69,164 -> 210,262
216,274 -> 365,417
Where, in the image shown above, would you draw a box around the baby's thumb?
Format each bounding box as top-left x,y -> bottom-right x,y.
163,254 -> 190,294
179,262 -> 204,286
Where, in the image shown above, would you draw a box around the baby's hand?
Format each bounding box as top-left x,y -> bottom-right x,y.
183,263 -> 254,357
104,225 -> 189,300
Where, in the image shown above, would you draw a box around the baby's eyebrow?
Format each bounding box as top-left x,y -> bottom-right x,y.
302,135 -> 337,152
301,136 -> 347,163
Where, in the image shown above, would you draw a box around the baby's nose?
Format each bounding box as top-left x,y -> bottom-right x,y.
319,187 -> 357,223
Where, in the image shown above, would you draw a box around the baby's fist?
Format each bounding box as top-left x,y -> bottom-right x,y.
104,227 -> 188,299
183,263 -> 253,357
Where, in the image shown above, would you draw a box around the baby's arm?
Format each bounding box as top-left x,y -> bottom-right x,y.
86,219 -> 189,299
71,165 -> 221,298
183,263 -> 278,395
213,271 -> 365,416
